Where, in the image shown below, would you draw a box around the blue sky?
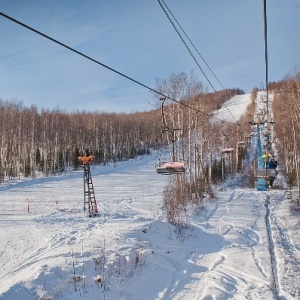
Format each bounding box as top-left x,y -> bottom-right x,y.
0,0 -> 299,113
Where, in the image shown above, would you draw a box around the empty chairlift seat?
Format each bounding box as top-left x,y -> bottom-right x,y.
221,147 -> 234,154
156,161 -> 186,175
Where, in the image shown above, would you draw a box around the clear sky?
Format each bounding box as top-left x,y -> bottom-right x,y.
0,0 -> 299,113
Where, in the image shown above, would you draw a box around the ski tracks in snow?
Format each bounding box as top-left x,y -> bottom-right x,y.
165,189 -> 275,300
268,191 -> 300,299
0,216 -> 51,294
0,211 -> 105,296
166,188 -> 299,300
1,153 -> 299,300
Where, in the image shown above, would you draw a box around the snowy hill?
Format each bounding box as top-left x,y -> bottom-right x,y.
1,94 -> 300,299
213,94 -> 252,122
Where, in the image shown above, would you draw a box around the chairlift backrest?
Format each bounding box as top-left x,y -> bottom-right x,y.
267,160 -> 278,169
256,168 -> 277,179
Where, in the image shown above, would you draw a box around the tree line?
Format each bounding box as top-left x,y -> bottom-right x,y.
0,101 -> 161,181
270,67 -> 300,191
2,68 -> 299,225
152,72 -> 249,226
1,71 -> 254,229
0,72 -> 244,185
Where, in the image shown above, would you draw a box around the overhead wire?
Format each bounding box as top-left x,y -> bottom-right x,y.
160,0 -> 225,90
157,0 -> 240,124
156,0 -> 216,93
0,11 -> 239,126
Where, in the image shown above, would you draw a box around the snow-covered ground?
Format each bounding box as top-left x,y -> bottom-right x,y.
213,94 -> 252,122
1,94 -> 300,300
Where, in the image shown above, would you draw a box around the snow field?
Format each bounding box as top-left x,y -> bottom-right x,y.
1,93 -> 300,299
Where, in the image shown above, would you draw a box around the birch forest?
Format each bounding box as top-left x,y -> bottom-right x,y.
271,68 -> 300,188
0,102 -> 161,181
2,67 -> 299,225
0,72 -> 244,186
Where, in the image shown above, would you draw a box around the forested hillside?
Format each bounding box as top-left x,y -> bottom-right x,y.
0,72 -> 243,183
270,69 -> 300,189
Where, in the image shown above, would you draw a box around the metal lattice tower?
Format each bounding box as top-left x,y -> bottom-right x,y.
78,155 -> 99,217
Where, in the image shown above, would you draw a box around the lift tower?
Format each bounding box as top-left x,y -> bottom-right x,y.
78,154 -> 99,217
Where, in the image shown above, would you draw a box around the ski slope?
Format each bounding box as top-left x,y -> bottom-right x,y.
213,94 -> 252,123
1,94 -> 300,299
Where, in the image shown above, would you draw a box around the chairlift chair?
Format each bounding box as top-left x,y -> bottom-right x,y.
221,147 -> 234,154
256,159 -> 278,187
156,160 -> 186,175
156,97 -> 187,175
256,168 -> 277,178
256,168 -> 277,188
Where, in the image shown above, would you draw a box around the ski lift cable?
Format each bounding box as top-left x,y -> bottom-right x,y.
157,0 -> 216,93
0,11 -> 238,126
159,0 -> 225,90
157,0 -> 240,124
217,99 -> 241,125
